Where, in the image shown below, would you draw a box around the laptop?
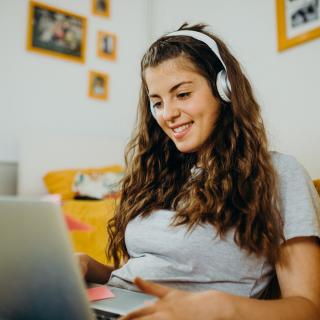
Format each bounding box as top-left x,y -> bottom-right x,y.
0,197 -> 155,320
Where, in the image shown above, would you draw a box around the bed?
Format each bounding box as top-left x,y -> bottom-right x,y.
17,134 -> 127,264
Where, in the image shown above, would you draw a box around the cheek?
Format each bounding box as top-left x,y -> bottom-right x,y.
206,115 -> 219,133
206,104 -> 220,125
198,110 -> 220,137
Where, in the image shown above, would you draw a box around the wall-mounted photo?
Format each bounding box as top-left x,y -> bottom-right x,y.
26,1 -> 87,63
92,0 -> 110,18
97,31 -> 117,61
88,71 -> 108,100
276,0 -> 320,51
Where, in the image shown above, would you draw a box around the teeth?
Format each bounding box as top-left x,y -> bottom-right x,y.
173,123 -> 192,133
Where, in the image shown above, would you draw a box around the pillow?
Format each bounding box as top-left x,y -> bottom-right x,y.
73,171 -> 123,200
43,165 -> 123,200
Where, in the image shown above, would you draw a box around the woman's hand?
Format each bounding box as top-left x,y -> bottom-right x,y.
120,277 -> 234,320
75,252 -> 90,277
75,252 -> 113,284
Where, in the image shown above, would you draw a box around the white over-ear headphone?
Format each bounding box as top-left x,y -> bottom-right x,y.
167,30 -> 231,103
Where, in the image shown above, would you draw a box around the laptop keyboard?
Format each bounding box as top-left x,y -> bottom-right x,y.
94,308 -> 120,320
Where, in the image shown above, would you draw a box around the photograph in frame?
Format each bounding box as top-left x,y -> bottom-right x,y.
276,0 -> 320,51
88,71 -> 108,100
97,31 -> 117,61
26,1 -> 87,63
92,0 -> 110,18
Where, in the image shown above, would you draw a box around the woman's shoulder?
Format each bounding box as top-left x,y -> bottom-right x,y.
270,151 -> 319,214
271,151 -> 301,168
270,151 -> 307,178
270,151 -> 320,240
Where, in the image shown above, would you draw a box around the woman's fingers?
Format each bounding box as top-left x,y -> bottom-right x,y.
134,277 -> 172,298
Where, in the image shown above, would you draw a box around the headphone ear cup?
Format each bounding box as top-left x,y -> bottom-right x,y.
216,70 -> 231,102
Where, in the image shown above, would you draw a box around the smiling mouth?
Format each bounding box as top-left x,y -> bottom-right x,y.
171,122 -> 193,139
172,122 -> 193,133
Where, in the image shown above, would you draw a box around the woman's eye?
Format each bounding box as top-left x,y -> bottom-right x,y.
177,92 -> 191,99
152,101 -> 162,109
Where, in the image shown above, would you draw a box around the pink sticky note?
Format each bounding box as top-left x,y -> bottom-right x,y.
64,214 -> 94,231
87,286 -> 115,302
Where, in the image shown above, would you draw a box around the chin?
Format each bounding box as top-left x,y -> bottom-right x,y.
174,143 -> 198,154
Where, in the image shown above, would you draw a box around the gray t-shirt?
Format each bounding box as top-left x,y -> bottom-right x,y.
108,152 -> 320,297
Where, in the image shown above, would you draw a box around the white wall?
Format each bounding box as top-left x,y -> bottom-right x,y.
149,0 -> 320,178
0,0 -> 149,161
1,0 -> 319,179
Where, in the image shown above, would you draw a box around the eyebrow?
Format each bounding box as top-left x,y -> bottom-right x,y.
149,81 -> 193,98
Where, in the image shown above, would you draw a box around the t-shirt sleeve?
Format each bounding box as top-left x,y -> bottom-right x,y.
275,154 -> 320,240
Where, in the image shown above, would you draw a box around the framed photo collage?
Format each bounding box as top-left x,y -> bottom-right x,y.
27,0 -> 115,101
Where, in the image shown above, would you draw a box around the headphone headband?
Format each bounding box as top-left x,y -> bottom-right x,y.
166,30 -> 228,72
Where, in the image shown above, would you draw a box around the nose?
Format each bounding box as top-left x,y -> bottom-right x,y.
162,101 -> 180,121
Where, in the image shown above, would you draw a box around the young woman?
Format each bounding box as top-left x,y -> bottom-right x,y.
79,23 -> 320,319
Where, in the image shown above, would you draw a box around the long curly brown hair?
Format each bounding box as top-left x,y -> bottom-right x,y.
107,23 -> 284,268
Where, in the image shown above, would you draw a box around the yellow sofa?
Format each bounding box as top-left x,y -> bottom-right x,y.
63,198 -> 117,264
314,179 -> 320,196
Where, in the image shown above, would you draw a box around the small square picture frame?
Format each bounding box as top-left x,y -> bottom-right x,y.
88,71 -> 108,100
97,31 -> 117,61
92,0 -> 110,18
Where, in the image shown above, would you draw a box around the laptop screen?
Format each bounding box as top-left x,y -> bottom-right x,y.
0,197 -> 95,320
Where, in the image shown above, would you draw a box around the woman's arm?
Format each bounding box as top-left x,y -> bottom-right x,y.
228,236 -> 320,319
76,252 -> 114,284
121,236 -> 320,320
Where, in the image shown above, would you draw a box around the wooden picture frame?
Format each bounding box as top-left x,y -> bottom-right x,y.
88,71 -> 108,100
276,0 -> 320,51
97,31 -> 117,61
26,1 -> 87,63
92,0 -> 110,18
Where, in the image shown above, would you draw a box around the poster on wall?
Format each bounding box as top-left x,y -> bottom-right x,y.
92,0 -> 110,18
276,0 -> 320,51
97,31 -> 117,61
26,1 -> 87,63
88,71 -> 108,100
